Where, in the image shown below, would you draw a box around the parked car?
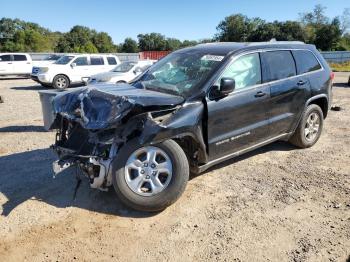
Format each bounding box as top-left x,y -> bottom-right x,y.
39,42 -> 333,212
91,60 -> 156,83
31,54 -> 120,88
0,53 -> 32,76
32,54 -> 64,67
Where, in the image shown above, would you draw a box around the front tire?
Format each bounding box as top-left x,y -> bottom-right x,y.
53,75 -> 69,89
112,139 -> 189,212
289,104 -> 324,148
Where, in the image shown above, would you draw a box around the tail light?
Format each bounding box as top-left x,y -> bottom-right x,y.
330,72 -> 335,81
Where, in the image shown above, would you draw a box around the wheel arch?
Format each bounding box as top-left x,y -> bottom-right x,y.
306,94 -> 329,119
171,133 -> 208,166
139,130 -> 208,167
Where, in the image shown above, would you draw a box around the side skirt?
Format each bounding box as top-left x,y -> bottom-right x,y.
194,133 -> 292,174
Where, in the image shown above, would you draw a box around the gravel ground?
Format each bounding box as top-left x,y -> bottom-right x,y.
0,74 -> 349,262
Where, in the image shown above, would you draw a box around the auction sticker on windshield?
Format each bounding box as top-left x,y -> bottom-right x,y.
201,55 -> 224,61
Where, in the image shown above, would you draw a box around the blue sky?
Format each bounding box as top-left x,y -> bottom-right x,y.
1,0 -> 349,43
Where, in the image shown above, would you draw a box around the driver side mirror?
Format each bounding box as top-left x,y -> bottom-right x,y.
210,78 -> 235,99
71,63 -> 76,68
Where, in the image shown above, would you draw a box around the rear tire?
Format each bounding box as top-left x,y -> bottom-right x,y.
289,104 -> 324,148
53,75 -> 69,89
112,139 -> 189,212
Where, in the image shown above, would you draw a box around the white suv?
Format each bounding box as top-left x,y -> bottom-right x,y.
31,54 -> 120,89
0,53 -> 32,76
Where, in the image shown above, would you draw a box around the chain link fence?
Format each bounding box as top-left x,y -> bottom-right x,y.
320,51 -> 350,63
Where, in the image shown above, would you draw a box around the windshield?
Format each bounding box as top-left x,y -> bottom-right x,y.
112,62 -> 136,72
136,52 -> 224,97
55,55 -> 75,65
44,54 -> 61,61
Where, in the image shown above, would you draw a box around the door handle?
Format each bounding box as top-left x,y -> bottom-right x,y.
7,63 -> 12,64
297,80 -> 306,86
254,91 -> 266,97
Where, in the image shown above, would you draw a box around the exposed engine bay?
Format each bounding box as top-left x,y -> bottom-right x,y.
51,119 -> 118,191
39,83 -> 206,191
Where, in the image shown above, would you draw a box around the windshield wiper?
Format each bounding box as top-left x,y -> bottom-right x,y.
142,82 -> 181,96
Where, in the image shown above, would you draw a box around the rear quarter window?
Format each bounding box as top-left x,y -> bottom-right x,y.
107,57 -> 117,65
261,51 -> 296,83
292,50 -> 322,75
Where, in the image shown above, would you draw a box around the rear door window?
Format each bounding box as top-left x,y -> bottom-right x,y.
292,50 -> 322,75
261,51 -> 296,83
73,57 -> 88,66
107,57 -> 117,65
13,55 -> 27,61
0,55 -> 12,62
90,56 -> 104,65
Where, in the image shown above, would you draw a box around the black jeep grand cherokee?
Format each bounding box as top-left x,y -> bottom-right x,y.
39,42 -> 333,211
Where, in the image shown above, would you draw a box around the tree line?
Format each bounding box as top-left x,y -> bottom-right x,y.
0,5 -> 349,53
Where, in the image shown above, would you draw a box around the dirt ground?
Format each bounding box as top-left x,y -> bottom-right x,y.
0,73 -> 349,262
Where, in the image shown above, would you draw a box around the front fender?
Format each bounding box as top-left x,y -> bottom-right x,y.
138,102 -> 208,163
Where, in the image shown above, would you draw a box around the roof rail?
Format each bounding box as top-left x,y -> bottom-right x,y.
247,40 -> 305,46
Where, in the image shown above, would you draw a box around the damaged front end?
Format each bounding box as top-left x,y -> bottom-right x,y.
39,84 -> 190,191
51,117 -> 118,191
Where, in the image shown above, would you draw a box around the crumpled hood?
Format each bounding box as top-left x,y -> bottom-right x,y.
53,83 -> 184,129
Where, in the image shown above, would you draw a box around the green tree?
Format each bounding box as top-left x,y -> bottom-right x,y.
0,18 -> 59,52
120,37 -> 138,52
247,22 -> 279,41
277,21 -> 306,41
299,4 -> 329,25
165,38 -> 182,50
337,33 -> 350,50
181,40 -> 198,48
92,32 -> 117,52
216,14 -> 263,41
199,38 -> 215,44
55,25 -> 111,53
81,41 -> 98,53
137,33 -> 167,51
314,18 -> 342,51
299,5 -> 343,50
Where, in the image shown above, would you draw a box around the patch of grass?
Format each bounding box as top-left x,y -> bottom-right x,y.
329,61 -> 350,72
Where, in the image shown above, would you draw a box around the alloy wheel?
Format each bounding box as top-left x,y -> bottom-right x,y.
124,146 -> 173,196
304,112 -> 320,142
56,77 -> 67,89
